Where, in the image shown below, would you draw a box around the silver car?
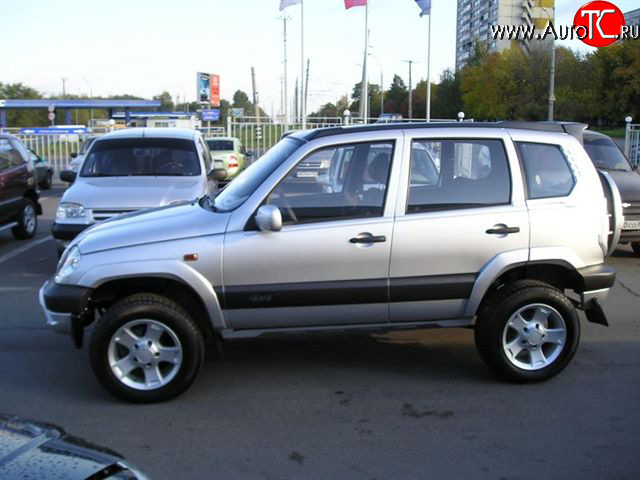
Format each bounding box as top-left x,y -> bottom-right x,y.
52,128 -> 221,254
40,122 -> 621,402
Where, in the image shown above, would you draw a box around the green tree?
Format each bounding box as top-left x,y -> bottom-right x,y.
152,91 -> 174,111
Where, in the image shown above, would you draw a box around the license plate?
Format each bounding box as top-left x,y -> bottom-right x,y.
623,220 -> 640,230
297,171 -> 317,178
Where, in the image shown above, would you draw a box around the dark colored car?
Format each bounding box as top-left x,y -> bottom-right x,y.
28,148 -> 54,190
0,134 -> 42,240
583,130 -> 640,256
0,414 -> 148,479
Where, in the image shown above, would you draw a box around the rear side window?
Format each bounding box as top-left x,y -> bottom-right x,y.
407,139 -> 511,213
516,142 -> 575,199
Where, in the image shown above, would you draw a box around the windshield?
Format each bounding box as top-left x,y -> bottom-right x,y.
212,137 -> 301,212
81,138 -> 200,177
79,137 -> 97,154
207,139 -> 234,151
584,135 -> 631,172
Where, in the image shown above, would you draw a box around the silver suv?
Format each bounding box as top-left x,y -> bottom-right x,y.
40,122 -> 620,402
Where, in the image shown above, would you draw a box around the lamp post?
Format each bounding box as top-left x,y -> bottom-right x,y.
368,53 -> 384,117
542,7 -> 556,121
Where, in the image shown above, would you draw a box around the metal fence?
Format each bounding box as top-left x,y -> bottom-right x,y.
624,122 -> 640,168
14,132 -> 90,175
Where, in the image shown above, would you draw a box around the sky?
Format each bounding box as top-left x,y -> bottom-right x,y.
1,0 -> 639,115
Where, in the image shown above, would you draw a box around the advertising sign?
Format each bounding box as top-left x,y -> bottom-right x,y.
231,108 -> 245,118
202,109 -> 220,122
197,72 -> 211,103
210,74 -> 220,107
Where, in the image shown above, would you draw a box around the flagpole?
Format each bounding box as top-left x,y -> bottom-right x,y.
360,1 -> 369,123
301,0 -> 306,129
426,10 -> 431,122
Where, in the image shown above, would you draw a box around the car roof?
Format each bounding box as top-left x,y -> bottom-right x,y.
205,136 -> 236,141
294,121 -> 588,142
95,127 -> 197,142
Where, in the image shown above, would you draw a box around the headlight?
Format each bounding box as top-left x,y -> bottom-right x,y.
55,246 -> 81,283
56,202 -> 85,220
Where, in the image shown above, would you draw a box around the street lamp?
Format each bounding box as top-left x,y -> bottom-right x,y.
542,7 -> 556,122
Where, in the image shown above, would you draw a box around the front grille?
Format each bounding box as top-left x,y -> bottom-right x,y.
91,209 -> 138,221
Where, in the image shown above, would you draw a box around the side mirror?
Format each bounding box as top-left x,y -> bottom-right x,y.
60,170 -> 77,183
255,205 -> 282,232
246,151 -> 255,157
208,167 -> 228,181
70,152 -> 78,159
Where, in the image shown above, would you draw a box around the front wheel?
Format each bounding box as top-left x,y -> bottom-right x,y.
89,293 -> 205,402
631,242 -> 640,257
475,280 -> 580,382
40,172 -> 52,190
11,198 -> 38,239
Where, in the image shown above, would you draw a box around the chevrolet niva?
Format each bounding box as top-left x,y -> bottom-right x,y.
40,122 -> 621,402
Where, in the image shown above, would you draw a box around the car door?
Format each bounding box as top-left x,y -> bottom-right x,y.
0,139 -> 30,220
222,138 -> 401,330
389,131 -> 529,323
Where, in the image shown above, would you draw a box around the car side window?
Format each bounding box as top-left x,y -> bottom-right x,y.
199,137 -> 212,172
265,141 -> 394,225
0,139 -> 12,170
407,139 -> 511,213
516,142 -> 575,199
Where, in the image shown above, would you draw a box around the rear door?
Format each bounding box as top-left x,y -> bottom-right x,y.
389,130 -> 529,323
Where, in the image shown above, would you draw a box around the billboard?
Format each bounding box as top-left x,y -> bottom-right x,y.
202,109 -> 220,122
197,72 -> 211,103
210,74 -> 220,107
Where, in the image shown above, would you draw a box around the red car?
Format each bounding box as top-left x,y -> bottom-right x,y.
0,134 -> 42,239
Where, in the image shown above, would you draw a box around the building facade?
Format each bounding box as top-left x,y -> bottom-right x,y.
624,8 -> 640,27
456,0 -> 555,71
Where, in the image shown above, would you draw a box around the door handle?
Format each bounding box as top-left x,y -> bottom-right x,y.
486,226 -> 520,235
350,234 -> 387,244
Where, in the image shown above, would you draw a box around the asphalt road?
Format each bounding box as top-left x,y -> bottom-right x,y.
1,190 -> 639,480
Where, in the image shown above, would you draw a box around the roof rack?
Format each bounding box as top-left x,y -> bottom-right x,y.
307,121 -> 588,143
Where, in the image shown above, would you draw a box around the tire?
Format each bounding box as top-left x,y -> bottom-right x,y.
89,293 -> 205,402
11,198 -> 38,240
631,242 -> 640,257
40,172 -> 52,190
474,280 -> 580,382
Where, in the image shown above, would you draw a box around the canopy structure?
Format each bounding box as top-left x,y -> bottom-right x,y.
0,99 -> 162,127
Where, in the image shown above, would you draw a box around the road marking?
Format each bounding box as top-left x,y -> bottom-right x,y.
0,235 -> 53,265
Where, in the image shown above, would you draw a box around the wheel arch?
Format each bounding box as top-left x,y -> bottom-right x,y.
91,275 -> 218,341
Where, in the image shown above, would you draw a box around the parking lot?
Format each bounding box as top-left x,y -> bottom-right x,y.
0,187 -> 637,479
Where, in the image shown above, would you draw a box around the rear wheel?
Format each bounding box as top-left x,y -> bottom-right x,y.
631,242 -> 640,256
11,198 -> 38,240
475,280 -> 579,382
90,293 -> 205,402
40,172 -> 52,190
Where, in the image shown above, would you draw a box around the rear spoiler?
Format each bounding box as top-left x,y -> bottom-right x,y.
505,121 -> 588,144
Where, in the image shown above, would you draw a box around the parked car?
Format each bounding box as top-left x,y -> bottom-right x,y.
0,134 -> 42,240
66,135 -> 99,174
52,128 -> 225,255
376,113 -> 403,123
0,414 -> 148,479
28,149 -> 53,190
583,130 -> 640,256
205,137 -> 251,180
40,121 -> 620,402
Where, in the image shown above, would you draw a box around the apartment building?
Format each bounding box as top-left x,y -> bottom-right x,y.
456,0 -> 555,71
624,8 -> 640,27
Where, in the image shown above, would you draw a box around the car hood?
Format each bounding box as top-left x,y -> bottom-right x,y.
76,200 -> 230,254
63,176 -> 206,209
604,170 -> 640,203
0,414 -> 147,479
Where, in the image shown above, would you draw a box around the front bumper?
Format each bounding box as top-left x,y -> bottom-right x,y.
39,280 -> 93,336
51,222 -> 91,241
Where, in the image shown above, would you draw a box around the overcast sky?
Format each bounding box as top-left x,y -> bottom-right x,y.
1,0 -> 638,115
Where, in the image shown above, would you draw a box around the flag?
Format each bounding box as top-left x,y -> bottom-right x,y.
415,0 -> 431,16
280,0 -> 301,11
344,0 -> 367,9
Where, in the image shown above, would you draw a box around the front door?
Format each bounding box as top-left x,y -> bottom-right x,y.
222,140 -> 398,330
390,134 -> 530,322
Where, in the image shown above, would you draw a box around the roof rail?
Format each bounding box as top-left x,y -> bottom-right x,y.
307,121 -> 588,143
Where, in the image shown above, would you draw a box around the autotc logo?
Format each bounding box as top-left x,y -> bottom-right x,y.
574,1 -> 626,47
